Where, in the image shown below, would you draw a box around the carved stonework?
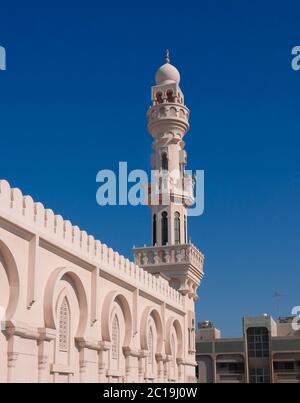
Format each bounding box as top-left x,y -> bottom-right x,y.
154,251 -> 160,264
142,253 -> 149,265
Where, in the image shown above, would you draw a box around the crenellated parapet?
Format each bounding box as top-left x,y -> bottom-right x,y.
0,179 -> 183,308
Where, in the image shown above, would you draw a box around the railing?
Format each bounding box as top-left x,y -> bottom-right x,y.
134,243 -> 204,272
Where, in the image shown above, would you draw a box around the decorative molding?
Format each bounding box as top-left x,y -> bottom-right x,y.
91,267 -> 99,325
50,364 -> 75,375
123,346 -> 143,358
27,235 -> 38,308
4,321 -> 40,340
75,337 -> 110,351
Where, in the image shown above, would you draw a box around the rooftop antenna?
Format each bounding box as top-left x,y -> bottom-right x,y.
273,291 -> 287,319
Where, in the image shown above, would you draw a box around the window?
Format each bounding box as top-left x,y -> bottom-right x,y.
249,368 -> 270,383
112,315 -> 119,362
174,212 -> 180,244
156,92 -> 163,104
59,297 -> 70,352
274,361 -> 295,372
184,215 -> 187,243
161,153 -> 168,171
166,90 -> 175,103
161,212 -> 168,245
247,327 -> 269,358
216,362 -> 244,374
148,327 -> 154,369
152,214 -> 157,246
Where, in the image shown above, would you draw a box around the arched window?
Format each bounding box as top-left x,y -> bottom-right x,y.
167,90 -> 175,103
112,315 -> 119,365
59,297 -> 70,352
156,91 -> 163,104
148,327 -> 154,371
184,215 -> 187,243
161,212 -> 168,245
161,152 -> 168,171
153,214 -> 157,246
174,212 -> 180,245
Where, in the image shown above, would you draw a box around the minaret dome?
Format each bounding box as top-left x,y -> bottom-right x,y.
155,49 -> 181,85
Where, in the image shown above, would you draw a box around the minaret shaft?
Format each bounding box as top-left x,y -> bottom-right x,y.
133,54 -> 204,300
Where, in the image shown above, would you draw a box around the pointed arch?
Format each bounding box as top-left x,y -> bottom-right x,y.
161,152 -> 168,171
174,212 -> 180,244
165,317 -> 184,359
101,291 -> 132,348
140,307 -> 164,354
0,240 -> 20,320
43,267 -> 88,337
152,214 -> 157,246
161,211 -> 168,246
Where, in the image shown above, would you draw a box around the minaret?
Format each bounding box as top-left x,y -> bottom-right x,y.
133,51 -> 204,300
148,49 -> 192,248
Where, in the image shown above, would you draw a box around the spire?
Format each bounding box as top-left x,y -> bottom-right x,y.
165,49 -> 170,64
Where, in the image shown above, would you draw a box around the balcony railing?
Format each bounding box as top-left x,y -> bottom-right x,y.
134,243 -> 204,273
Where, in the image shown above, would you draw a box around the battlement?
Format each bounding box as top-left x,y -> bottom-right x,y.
0,179 -> 183,308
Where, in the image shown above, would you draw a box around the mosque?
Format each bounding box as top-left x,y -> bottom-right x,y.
0,53 -> 204,383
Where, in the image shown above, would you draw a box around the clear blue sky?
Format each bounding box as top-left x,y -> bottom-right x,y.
0,1 -> 299,336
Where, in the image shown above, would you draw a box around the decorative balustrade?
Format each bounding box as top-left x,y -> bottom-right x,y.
134,243 -> 204,273
147,104 -> 190,124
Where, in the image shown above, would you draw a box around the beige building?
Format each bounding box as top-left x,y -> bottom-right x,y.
196,315 -> 300,383
0,54 -> 204,383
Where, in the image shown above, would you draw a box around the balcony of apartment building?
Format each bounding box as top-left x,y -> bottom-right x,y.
196,337 -> 246,383
272,352 -> 300,383
216,355 -> 246,383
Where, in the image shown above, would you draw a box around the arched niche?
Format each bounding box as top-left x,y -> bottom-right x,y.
140,307 -> 163,354
101,291 -> 132,349
165,317 -> 183,359
43,267 -> 88,337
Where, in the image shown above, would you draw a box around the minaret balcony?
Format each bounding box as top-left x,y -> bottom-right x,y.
133,243 -> 204,293
147,103 -> 190,136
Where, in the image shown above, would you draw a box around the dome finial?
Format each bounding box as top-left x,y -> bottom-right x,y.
165,49 -> 170,64
155,50 -> 180,84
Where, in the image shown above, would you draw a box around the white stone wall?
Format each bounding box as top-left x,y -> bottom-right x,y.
0,180 -> 197,383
